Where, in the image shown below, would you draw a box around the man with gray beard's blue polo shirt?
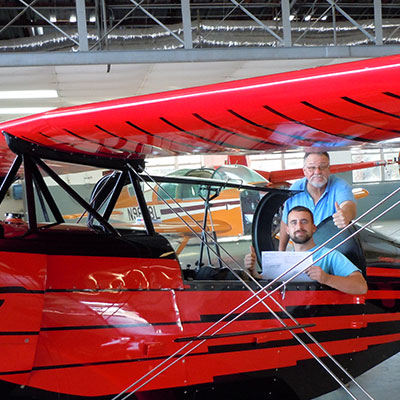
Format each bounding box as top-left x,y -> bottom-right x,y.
279,152 -> 356,251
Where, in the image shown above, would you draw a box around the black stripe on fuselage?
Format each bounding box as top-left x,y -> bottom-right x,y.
12,298 -> 397,334
207,319 -> 400,354
1,319 -> 398,375
0,287 -> 43,294
0,331 -> 39,336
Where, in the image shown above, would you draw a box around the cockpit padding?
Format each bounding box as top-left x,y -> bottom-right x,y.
252,192 -> 291,265
313,217 -> 366,272
194,266 -> 247,280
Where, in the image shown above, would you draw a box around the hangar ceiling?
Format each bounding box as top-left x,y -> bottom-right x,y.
2,1 -> 400,50
0,1 -> 399,122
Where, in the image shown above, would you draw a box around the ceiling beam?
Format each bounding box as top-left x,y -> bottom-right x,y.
0,45 -> 398,67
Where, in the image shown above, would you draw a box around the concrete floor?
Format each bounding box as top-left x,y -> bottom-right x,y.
313,352 -> 400,400
314,219 -> 400,400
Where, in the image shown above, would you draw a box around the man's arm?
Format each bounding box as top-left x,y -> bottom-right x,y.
332,200 -> 356,229
306,267 -> 367,295
278,220 -> 289,251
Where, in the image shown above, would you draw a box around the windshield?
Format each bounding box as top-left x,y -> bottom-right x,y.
212,165 -> 267,184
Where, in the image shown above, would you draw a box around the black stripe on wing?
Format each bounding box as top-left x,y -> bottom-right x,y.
263,105 -> 377,143
192,113 -> 282,148
126,120 -> 204,152
160,116 -> 250,150
21,136 -> 53,147
95,124 -> 155,155
383,92 -> 400,100
38,131 -> 76,147
37,131 -> 115,157
301,101 -> 400,134
342,96 -> 400,119
227,109 -> 324,145
64,129 -> 136,156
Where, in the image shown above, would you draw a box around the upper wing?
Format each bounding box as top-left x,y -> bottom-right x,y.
1,54 -> 400,174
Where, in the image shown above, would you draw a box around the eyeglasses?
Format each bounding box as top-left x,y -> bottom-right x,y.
304,165 -> 329,173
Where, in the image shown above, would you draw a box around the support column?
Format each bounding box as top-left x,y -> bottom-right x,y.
374,0 -> 383,45
76,0 -> 89,51
181,0 -> 193,49
281,0 -> 292,47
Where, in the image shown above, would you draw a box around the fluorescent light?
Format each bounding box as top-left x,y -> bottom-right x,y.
289,15 -> 295,21
0,90 -> 58,99
89,15 -> 96,23
70,15 -> 77,23
50,15 -> 57,23
37,27 -> 44,35
321,15 -> 328,21
0,107 -> 56,115
305,15 -> 312,21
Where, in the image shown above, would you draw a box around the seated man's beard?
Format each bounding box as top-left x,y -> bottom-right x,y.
290,232 -> 312,244
309,175 -> 328,189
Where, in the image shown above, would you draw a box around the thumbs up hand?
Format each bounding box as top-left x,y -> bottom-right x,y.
333,201 -> 347,228
244,246 -> 261,278
244,245 -> 256,271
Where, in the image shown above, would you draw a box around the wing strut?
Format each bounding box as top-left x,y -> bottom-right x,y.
197,185 -> 223,269
0,154 -> 22,204
116,167 -> 377,400
35,157 -> 121,236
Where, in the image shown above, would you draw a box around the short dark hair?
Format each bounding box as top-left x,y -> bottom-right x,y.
287,206 -> 314,223
303,151 -> 330,162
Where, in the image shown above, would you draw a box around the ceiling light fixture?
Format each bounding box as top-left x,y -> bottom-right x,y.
0,107 -> 56,115
0,90 -> 58,99
70,15 -> 77,23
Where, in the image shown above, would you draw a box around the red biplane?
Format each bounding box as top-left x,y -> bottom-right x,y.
0,55 -> 400,400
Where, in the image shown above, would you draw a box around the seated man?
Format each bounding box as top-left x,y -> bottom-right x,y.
245,206 -> 367,295
279,151 -> 356,251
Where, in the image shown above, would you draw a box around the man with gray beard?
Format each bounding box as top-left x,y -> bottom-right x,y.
278,152 -> 356,251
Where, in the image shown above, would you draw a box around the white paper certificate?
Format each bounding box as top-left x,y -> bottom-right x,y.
261,251 -> 313,282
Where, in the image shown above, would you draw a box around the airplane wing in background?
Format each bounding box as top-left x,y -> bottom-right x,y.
254,159 -> 400,183
0,54 -> 400,176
